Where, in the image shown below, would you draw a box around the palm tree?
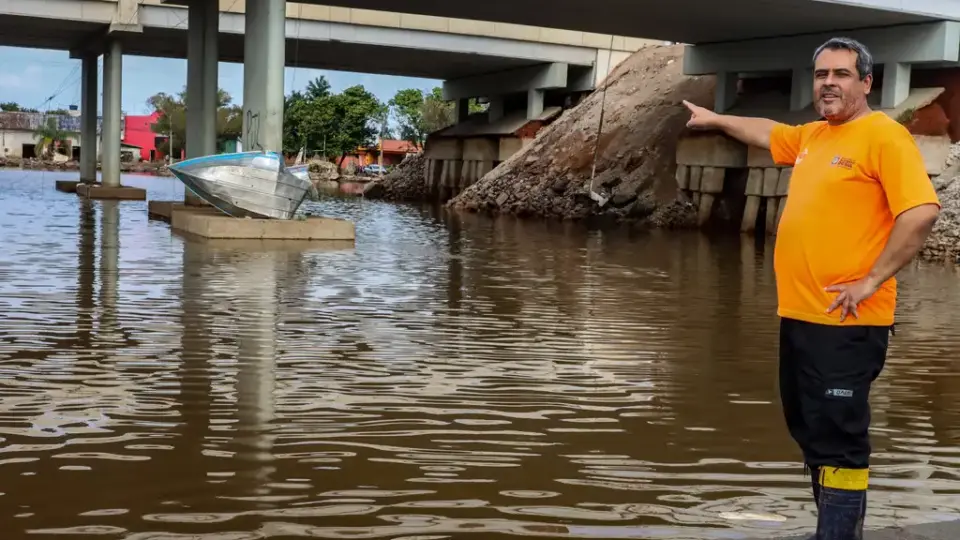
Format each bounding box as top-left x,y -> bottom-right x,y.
33,117 -> 73,159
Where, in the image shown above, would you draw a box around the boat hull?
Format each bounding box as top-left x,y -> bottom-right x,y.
168,151 -> 312,220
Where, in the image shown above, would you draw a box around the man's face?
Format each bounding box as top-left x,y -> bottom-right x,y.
813,48 -> 872,122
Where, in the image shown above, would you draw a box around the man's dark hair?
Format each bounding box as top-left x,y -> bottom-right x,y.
812,37 -> 874,80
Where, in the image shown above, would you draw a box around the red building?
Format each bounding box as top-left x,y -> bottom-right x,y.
339,139 -> 421,170
122,111 -> 168,161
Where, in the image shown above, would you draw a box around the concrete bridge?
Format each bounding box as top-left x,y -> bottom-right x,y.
5,0 -> 960,209
0,0 -> 657,200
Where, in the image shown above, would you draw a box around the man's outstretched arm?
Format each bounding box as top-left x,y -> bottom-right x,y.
682,100 -> 778,149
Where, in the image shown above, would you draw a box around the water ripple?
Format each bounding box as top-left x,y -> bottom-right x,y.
1,171 -> 959,539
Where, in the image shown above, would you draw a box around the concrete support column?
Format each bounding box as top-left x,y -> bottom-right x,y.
790,68 -> 813,111
201,0 -> 219,151
80,54 -> 99,183
882,63 -> 911,109
242,0 -> 286,153
526,89 -> 544,119
454,98 -> 469,124
488,98 -> 504,123
715,71 -> 738,113
185,0 -> 220,205
101,39 -> 122,188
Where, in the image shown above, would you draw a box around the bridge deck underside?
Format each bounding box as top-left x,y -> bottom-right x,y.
242,0 -> 940,43
0,15 -> 553,80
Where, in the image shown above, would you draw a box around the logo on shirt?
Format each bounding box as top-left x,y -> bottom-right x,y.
831,156 -> 856,169
795,149 -> 808,165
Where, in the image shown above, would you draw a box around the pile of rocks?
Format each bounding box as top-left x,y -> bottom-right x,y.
447,44 -> 714,225
921,143 -> 960,263
362,153 -> 427,201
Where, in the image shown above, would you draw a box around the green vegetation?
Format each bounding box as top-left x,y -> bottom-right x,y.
146,87 -> 243,157
0,102 -> 39,113
282,76 -> 388,168
389,88 -> 484,147
33,117 -> 74,158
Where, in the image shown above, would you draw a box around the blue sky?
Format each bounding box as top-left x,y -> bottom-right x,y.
0,46 -> 441,116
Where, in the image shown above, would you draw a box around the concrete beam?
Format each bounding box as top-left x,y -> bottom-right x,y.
882,63 -> 912,109
443,62 -> 568,101
109,0 -> 143,33
80,54 -> 98,183
140,5 -> 598,68
683,21 -> 960,75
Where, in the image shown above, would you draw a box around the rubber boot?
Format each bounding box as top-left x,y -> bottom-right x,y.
815,467 -> 868,540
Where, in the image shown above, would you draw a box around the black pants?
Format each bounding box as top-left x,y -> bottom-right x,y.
778,317 -> 890,470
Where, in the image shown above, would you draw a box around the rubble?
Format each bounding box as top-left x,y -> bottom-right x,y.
921,144 -> 960,264
362,153 -> 427,201
447,44 -> 714,226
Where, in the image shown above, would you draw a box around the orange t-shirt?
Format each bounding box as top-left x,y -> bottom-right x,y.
770,111 -> 940,327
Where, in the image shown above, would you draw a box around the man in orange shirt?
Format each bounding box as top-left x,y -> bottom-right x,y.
684,38 -> 940,539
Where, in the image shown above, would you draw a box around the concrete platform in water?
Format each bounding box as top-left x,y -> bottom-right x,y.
76,184 -> 146,200
55,181 -> 82,194
170,209 -> 355,242
147,200 -> 215,221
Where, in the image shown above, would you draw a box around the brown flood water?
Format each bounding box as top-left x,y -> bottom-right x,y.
1,170 -> 960,539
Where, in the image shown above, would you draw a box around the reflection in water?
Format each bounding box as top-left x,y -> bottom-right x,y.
1,170 -> 960,539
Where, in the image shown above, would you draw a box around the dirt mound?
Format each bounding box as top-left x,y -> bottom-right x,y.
362,153 -> 427,201
447,44 -> 714,224
922,146 -> 960,263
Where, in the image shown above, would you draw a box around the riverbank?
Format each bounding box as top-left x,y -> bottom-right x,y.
0,156 -> 174,176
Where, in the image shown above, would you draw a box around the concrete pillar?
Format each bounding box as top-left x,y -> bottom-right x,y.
790,68 -> 813,111
526,89 -> 544,119
101,39 -> 122,188
201,0 -> 219,151
186,3 -> 203,155
454,98 -> 469,124
882,63 -> 911,109
186,0 -> 220,205
488,98 -> 504,123
715,71 -> 738,113
242,0 -> 286,153
80,54 -> 99,183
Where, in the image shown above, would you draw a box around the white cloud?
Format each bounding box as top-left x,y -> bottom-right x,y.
0,63 -> 42,89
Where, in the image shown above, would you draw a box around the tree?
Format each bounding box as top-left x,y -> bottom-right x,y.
390,88 -> 428,147
326,85 -> 386,169
390,87 -> 487,146
147,87 -> 243,158
0,102 -> 38,113
33,117 -> 73,158
281,77 -> 386,170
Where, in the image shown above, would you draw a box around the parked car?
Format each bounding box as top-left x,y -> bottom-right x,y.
364,164 -> 387,175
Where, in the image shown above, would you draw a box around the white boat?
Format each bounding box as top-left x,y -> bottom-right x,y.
168,151 -> 313,220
